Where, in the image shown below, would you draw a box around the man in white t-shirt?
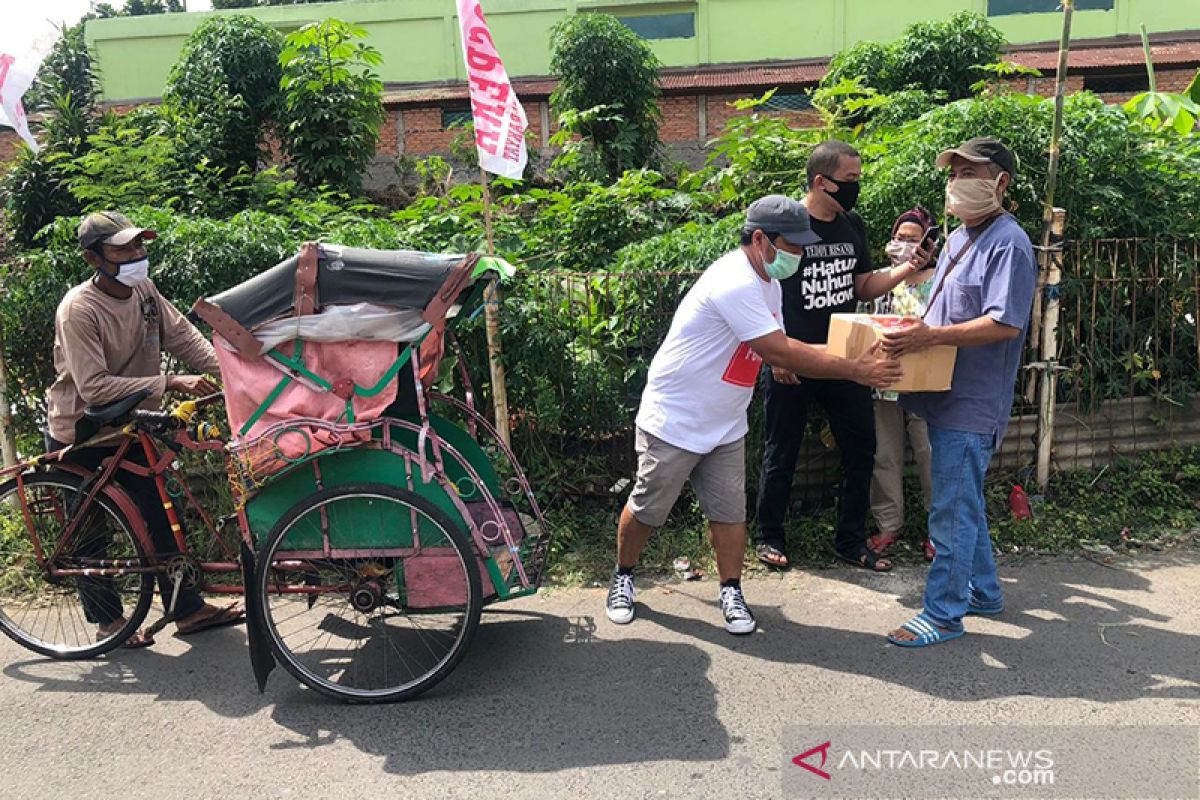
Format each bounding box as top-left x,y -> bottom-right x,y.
606,195 -> 903,634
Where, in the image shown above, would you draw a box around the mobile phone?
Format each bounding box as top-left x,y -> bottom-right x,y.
918,225 -> 941,270
920,225 -> 940,250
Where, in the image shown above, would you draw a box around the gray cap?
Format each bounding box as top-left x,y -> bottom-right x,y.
744,194 -> 822,246
77,211 -> 157,249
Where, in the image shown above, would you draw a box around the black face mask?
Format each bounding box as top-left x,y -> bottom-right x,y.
820,175 -> 861,213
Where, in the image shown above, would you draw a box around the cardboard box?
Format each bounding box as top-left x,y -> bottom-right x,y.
826,314 -> 956,392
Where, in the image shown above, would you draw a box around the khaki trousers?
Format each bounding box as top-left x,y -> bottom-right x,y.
869,400 -> 932,533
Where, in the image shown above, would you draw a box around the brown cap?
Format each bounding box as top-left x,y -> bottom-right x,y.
77,211 -> 157,249
936,137 -> 1018,176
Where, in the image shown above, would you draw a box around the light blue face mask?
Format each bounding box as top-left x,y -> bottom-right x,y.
764,241 -> 802,280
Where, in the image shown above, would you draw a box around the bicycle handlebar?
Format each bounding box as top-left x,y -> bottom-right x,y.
131,391 -> 225,443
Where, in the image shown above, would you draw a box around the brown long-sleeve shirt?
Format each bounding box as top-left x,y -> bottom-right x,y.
46,278 -> 219,444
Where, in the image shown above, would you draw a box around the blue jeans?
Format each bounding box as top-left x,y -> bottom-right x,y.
922,425 -> 1003,632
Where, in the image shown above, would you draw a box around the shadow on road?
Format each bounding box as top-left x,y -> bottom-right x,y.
644,553 -> 1200,703
2,608 -> 729,774
267,609 -> 728,774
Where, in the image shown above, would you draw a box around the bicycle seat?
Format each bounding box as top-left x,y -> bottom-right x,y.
83,388 -> 154,425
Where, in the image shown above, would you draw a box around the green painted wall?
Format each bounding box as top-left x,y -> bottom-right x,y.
86,0 -> 1200,102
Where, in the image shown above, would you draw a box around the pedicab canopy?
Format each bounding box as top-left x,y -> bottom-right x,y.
189,243 -> 514,452
191,243 -> 514,356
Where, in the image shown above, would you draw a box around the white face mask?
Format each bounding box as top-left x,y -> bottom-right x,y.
112,257 -> 150,287
946,175 -> 1004,220
885,239 -> 917,266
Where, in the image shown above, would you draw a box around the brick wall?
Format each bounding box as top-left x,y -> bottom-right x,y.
1157,68 -> 1197,94
400,106 -> 456,155
700,92 -> 823,138
385,91 -> 826,160
1024,68 -> 1195,103
0,129 -> 21,166
659,95 -> 700,143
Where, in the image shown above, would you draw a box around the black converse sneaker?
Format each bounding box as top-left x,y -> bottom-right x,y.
605,571 -> 636,624
719,585 -> 756,634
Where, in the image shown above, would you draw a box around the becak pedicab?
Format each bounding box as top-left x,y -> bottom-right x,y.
193,242 -> 551,702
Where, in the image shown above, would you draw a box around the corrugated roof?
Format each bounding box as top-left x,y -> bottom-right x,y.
382,61 -> 829,105
658,61 -> 828,90
1011,37 -> 1200,72
382,33 -> 1200,107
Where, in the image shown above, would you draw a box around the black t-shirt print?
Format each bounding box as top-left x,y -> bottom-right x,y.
779,210 -> 873,343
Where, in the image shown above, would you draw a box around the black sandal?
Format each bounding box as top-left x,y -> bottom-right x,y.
756,543 -> 790,570
833,546 -> 893,573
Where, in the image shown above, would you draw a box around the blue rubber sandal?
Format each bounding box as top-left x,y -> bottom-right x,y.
887,614 -> 964,648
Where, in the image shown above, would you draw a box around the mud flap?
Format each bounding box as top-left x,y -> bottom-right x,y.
240,540 -> 276,693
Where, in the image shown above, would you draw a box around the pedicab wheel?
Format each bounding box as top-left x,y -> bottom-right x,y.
255,483 -> 482,703
0,471 -> 155,659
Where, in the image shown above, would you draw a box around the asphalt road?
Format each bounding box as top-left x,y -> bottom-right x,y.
2,552 -> 1197,800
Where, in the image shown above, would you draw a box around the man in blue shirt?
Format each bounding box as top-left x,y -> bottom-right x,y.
879,137 -> 1036,647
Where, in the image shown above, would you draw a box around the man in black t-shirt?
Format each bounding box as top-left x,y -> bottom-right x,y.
755,140 -> 932,572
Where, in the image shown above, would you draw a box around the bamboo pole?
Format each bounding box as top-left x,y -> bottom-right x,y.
1033,1 -> 1073,491
1139,23 -> 1157,93
1027,0 -> 1074,409
479,167 -> 512,447
0,329 -> 17,468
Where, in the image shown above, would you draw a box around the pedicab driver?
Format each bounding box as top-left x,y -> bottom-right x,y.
604,195 -> 902,635
45,211 -> 245,648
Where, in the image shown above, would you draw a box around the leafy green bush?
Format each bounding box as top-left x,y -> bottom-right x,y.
613,214 -> 741,273
163,14 -> 285,180
858,92 -> 1200,241
698,93 -> 824,204
549,14 -> 662,181
280,19 -> 385,193
822,41 -> 892,96
885,11 -> 1006,100
388,169 -> 711,271
817,11 -> 1004,125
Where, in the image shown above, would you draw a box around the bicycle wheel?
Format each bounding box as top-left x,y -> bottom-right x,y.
256,483 -> 482,703
0,471 -> 155,659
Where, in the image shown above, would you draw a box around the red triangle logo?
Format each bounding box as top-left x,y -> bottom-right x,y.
792,741 -> 832,780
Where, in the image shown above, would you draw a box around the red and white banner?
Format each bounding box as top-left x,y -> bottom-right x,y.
0,20 -> 57,152
456,0 -> 528,180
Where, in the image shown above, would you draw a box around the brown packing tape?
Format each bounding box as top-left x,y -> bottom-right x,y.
825,313 -> 956,393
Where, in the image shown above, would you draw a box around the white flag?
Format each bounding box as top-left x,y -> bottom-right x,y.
0,22 -> 57,153
456,0 -> 528,180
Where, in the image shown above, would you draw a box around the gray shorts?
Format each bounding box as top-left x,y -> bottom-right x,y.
626,427 -> 747,527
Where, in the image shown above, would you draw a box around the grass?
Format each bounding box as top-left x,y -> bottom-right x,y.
541,447 -> 1200,586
